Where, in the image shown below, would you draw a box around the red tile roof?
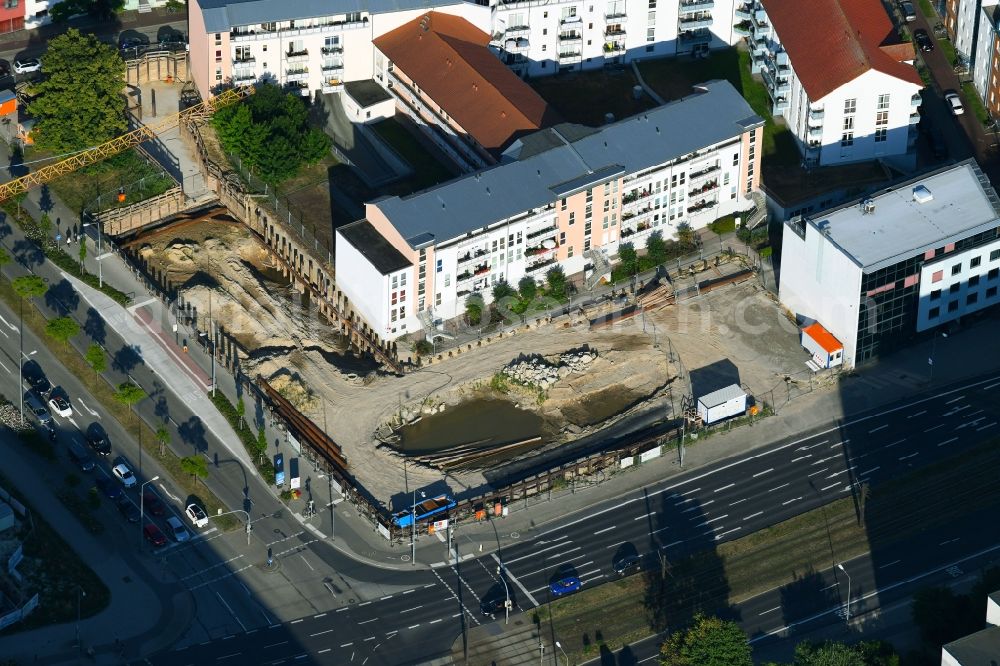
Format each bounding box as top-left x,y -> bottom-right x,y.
373,12 -> 559,156
760,0 -> 923,100
802,322 -> 843,354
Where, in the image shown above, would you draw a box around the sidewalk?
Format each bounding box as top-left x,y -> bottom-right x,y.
0,443 -> 191,665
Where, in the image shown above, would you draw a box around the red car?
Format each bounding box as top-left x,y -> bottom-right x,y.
143,523 -> 167,547
142,490 -> 166,517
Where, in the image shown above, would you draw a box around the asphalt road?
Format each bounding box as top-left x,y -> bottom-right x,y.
148,372 -> 1000,665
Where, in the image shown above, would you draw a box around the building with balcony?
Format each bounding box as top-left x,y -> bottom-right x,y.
373,12 -> 559,171
335,79 -> 763,340
490,0 -> 742,77
945,0 -> 988,68
778,161 -> 1000,368
188,0 -> 490,100
970,1 -> 1000,119
746,0 -> 923,167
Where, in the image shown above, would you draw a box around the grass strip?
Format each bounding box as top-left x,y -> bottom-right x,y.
918,0 -> 936,19
531,439 -> 1000,662
0,276 -> 238,531
209,391 -> 276,484
0,472 -> 110,635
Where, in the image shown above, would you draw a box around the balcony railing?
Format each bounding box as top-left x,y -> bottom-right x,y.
689,180 -> 718,196
322,46 -> 343,55
604,11 -> 627,21
808,125 -> 822,137
604,26 -> 626,37
286,68 -> 309,82
604,42 -> 626,53
808,107 -> 825,121
734,3 -> 752,19
911,93 -> 922,107
458,249 -> 489,264
286,50 -> 309,64
689,163 -> 720,182
526,225 -> 557,240
559,32 -> 582,42
233,56 -> 255,66
558,52 -> 583,63
734,21 -> 751,36
526,258 -> 558,273
322,79 -> 344,93
679,0 -> 714,12
679,15 -> 713,29
560,14 -> 582,25
233,71 -> 257,82
687,199 -> 717,214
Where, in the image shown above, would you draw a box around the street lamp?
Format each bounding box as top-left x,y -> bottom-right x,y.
75,586 -> 86,650
928,331 -> 948,385
82,220 -> 103,288
18,349 -> 37,425
555,641 -> 569,666
139,476 -> 160,545
411,489 -> 425,566
836,563 -> 852,623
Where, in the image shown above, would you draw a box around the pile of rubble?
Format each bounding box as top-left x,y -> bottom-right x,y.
0,401 -> 33,432
501,350 -> 598,390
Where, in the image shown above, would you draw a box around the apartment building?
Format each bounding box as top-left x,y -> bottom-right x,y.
373,12 -> 559,171
0,0 -> 24,34
335,80 -> 763,341
490,0 -> 741,77
969,0 -> 1000,119
946,0 -> 986,66
188,0 -> 490,101
779,161 -> 1000,368
746,0 -> 923,167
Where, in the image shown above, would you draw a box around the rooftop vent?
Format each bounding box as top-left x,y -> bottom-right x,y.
912,185 -> 934,204
860,199 -> 876,215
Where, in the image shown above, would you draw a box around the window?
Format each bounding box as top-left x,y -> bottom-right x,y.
560,198 -> 567,210
948,300 -> 959,312
874,128 -> 887,143
970,275 -> 980,287
988,286 -> 998,298
930,289 -> 941,300
875,111 -> 888,125
928,306 -> 940,318
568,245 -> 574,258
990,267 -> 1000,280
569,212 -> 575,225
843,116 -> 854,131
444,274 -> 451,287
841,132 -> 854,147
559,231 -> 566,244
967,292 -> 979,305
646,28 -> 655,42
971,256 -> 982,268
436,259 -> 442,273
733,153 -> 739,166
877,93 -> 890,109
844,98 -> 856,114
991,249 -> 1000,261
400,273 -> 406,286
949,283 -> 960,294
951,263 -> 962,275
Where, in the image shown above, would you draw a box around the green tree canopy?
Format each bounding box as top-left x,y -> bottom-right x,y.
212,84 -> 329,183
618,242 -> 639,275
180,455 -> 209,484
545,266 -> 568,300
646,231 -> 668,265
492,279 -> 516,302
676,222 -> 696,247
30,29 -> 126,153
12,275 -> 48,299
517,276 -> 537,301
113,382 -> 146,421
84,342 -> 106,374
465,293 -> 484,325
45,316 -> 80,345
659,615 -> 752,666
155,424 -> 171,456
51,0 -> 124,22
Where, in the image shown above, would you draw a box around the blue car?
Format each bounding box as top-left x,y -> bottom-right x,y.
96,476 -> 122,500
549,577 -> 582,597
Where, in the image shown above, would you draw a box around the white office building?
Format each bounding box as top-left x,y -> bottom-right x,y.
746,0 -> 923,168
779,161 -> 1000,368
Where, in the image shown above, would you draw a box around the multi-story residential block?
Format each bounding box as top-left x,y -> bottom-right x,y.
779,160 -> 1000,368
946,0 -> 989,67
746,0 -> 923,168
188,0 -> 491,101
970,0 -> 1000,118
373,12 -> 559,171
335,80 -> 763,340
489,0 -> 741,77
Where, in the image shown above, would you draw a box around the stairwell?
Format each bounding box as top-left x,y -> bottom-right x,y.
745,190 -> 767,230
585,247 -> 613,290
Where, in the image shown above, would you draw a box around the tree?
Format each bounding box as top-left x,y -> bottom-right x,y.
465,293 -> 484,326
50,0 -> 124,22
518,276 -> 537,302
45,316 -> 80,345
659,615 -> 752,666
911,586 -> 978,648
78,236 -> 87,272
235,397 -> 246,431
545,266 -> 568,301
155,425 -> 170,457
30,29 -> 126,153
492,279 -> 516,302
255,427 -> 267,464
12,275 -> 47,301
84,342 -> 106,375
618,242 -> 639,276
676,221 -> 696,247
113,382 -> 146,422
646,231 -> 668,265
38,212 -> 52,239
180,455 -> 209,486
0,247 -> 11,279
791,641 -> 865,666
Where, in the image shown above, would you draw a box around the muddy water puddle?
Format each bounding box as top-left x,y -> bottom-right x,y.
399,399 -> 545,456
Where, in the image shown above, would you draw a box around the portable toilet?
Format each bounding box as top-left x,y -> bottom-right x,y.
801,322 -> 843,369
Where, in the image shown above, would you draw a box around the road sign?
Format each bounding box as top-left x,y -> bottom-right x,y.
274,453 -> 285,487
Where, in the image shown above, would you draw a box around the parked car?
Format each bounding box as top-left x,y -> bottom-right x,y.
480,596 -> 510,617
0,60 -> 10,77
185,503 -> 209,528
117,495 -> 141,523
143,523 -> 167,547
901,1 -> 916,21
85,422 -> 111,456
112,462 -> 137,488
142,490 -> 166,517
166,516 -> 190,542
13,58 -> 40,74
612,554 -> 643,577
159,34 -> 186,49
47,387 -> 72,418
21,360 -> 50,394
23,391 -> 52,426
914,29 -> 934,52
119,38 -> 147,50
96,476 -> 122,500
945,91 -> 965,115
549,576 -> 582,597
67,439 -> 95,472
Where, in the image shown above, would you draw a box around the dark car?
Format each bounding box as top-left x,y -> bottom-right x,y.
117,495 -> 141,523
612,554 -> 643,577
85,422 -> 111,456
142,490 -> 166,517
480,596 -> 511,617
0,60 -> 9,77
914,29 -> 934,52
67,439 -> 95,472
21,360 -> 50,395
95,476 -> 122,500
143,523 -> 167,547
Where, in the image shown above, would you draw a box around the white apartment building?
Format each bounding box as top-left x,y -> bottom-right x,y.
335,80 -> 763,341
188,0 -> 491,100
489,0 -> 741,77
946,0 -> 991,67
779,161 -> 1000,368
747,0 -> 923,168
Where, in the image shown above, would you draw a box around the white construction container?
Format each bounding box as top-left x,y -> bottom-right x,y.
697,384 -> 747,424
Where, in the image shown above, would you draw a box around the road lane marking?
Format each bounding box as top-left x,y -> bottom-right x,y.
380,595 -> 393,601
743,511 -> 763,520
899,452 -> 920,461
701,514 -> 728,524
769,483 -> 790,492
318,649 -> 331,655
859,467 -> 881,477
908,410 -> 927,419
400,606 -> 423,614
714,527 -> 741,540
819,482 -> 840,491
924,424 -> 945,432
982,382 -> 1000,390
546,547 -> 582,560
216,653 -> 241,661
0,360 -> 8,374
790,455 -> 811,463
309,629 -> 334,637
215,592 -> 246,633
505,541 -> 575,564
937,438 -> 958,447
300,555 -> 314,571
492,553 -> 539,608
759,606 -> 780,615
714,483 -> 736,492
807,468 -> 829,477
0,314 -> 15,330
357,619 -> 376,625
430,618 -> 443,624
885,438 -> 906,448
76,398 -> 99,417
781,497 -> 802,506
682,500 -> 713,513
945,395 -> 965,404
868,424 -> 888,433
753,468 -> 774,477
940,538 -> 960,546
290,619 -> 303,624
977,422 -> 997,431
729,498 -> 748,506
593,525 -> 616,535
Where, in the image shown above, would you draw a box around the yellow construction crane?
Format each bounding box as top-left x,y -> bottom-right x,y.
0,86 -> 252,203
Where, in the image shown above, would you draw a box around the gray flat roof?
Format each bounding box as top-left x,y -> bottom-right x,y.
806,160 -> 1000,272
698,384 -> 745,407
198,0 -> 467,32
943,625 -> 1000,665
337,220 -> 412,274
374,80 -> 763,249
345,80 -> 393,107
